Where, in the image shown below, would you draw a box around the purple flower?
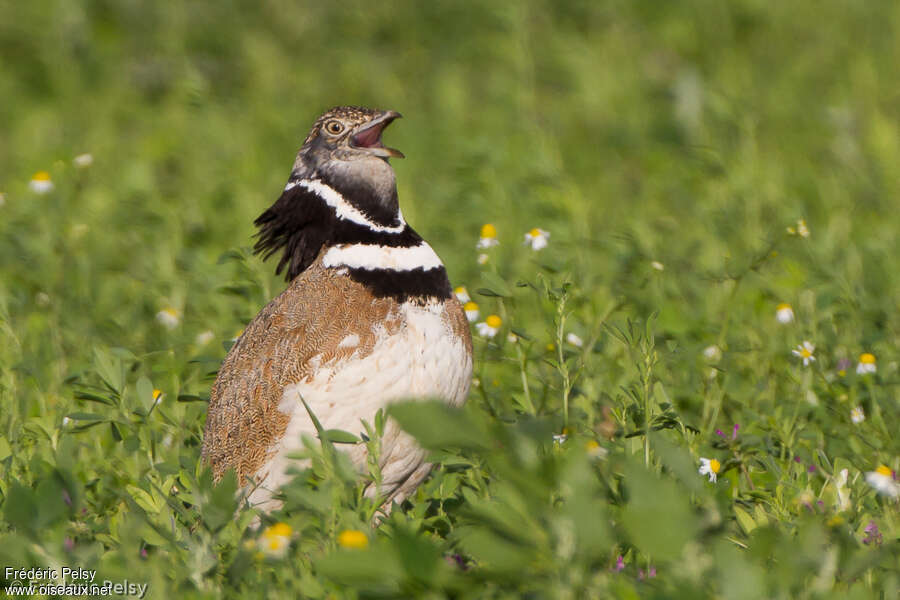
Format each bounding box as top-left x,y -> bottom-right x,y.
638,566 -> 657,580
64,537 -> 75,552
62,489 -> 72,506
715,429 -> 725,437
808,465 -> 816,473
794,456 -> 803,463
863,521 -> 883,546
836,358 -> 852,373
612,555 -> 625,572
732,424 -> 740,440
140,548 -> 148,559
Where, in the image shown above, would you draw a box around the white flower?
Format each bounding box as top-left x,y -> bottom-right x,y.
776,303 -> 795,324
787,219 -> 810,238
62,417 -> 71,427
702,345 -> 722,363
195,330 -> 215,346
155,308 -> 180,329
463,302 -> 479,323
865,465 -> 899,498
699,457 -> 721,483
792,341 -> 816,366
258,523 -> 293,558
477,253 -> 489,265
476,315 -> 502,338
856,353 -> 876,375
523,228 -> 549,251
566,333 -> 584,348
850,406 -> 865,424
477,223 -> 499,249
454,286 -> 470,304
73,153 -> 93,168
36,292 -> 50,306
552,431 -> 568,445
29,171 -> 54,194
650,261 -> 665,271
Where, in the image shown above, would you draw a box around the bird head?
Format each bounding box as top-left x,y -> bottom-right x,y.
302,106 -> 404,161
291,106 -> 404,217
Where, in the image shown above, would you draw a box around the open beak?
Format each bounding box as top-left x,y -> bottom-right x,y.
350,110 -> 405,159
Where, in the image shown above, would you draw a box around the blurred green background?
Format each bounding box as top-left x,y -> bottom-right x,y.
1,1 -> 899,597
2,0 -> 899,366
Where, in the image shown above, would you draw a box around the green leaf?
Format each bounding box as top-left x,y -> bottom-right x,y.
733,505 -> 757,534
136,376 -> 154,413
476,274 -> 514,299
0,436 -> 11,462
3,483 -> 36,533
388,401 -> 488,450
93,346 -> 124,394
67,412 -> 107,422
315,543 -> 404,586
127,484 -> 162,514
35,476 -> 69,528
320,429 -> 360,444
454,526 -> 534,572
620,458 -> 698,561
73,389 -> 116,405
176,394 -> 209,403
217,248 -> 247,264
203,470 -> 238,532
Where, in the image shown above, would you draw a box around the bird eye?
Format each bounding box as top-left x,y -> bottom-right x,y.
324,120 -> 344,135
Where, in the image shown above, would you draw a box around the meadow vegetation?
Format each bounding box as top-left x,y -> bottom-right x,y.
0,1 -> 898,597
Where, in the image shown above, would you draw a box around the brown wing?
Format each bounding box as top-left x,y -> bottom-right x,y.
201,261 -> 400,484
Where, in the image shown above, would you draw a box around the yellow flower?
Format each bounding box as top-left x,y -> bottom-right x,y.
477,223 -> 499,249
791,341 -> 815,366
523,227 -> 549,251
476,314 -> 502,338
699,457 -> 721,482
155,308 -> 180,329
152,389 -> 164,406
259,522 -> 293,558
463,301 -> 479,322
454,286 -> 470,304
865,465 -> 899,498
787,218 -> 810,238
585,439 -> 608,459
776,303 -> 794,324
337,529 -> 368,549
857,353 -> 876,375
29,171 -> 54,194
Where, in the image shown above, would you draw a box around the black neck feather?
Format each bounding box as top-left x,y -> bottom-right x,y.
253,182 -> 421,280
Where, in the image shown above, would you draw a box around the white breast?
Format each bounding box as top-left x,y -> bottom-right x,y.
248,300 -> 472,507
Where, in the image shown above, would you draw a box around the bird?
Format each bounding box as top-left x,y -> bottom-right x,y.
201,106 -> 473,512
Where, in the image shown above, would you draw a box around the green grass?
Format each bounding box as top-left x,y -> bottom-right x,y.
1,1 -> 899,597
